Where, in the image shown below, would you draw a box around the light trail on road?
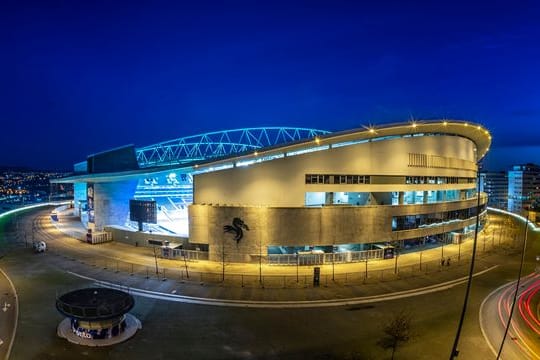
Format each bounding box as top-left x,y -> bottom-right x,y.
481,272 -> 540,360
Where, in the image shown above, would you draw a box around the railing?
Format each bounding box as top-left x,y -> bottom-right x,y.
4,225 -> 521,290
42,247 -> 505,290
169,248 -> 209,261
267,249 -> 384,266
88,232 -> 112,244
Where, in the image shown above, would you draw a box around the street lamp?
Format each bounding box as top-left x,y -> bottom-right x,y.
259,237 -> 263,284
183,250 -> 189,279
394,231 -> 400,275
295,252 -> 299,283
152,245 -> 159,276
394,249 -> 399,275
221,235 -> 226,282
458,235 -> 461,261
441,228 -> 445,262
332,246 -> 335,281
364,256 -> 368,283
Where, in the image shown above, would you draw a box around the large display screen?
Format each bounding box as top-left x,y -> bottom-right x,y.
129,200 -> 157,224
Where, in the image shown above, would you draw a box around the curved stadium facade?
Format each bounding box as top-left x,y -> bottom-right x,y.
53,120 -> 491,264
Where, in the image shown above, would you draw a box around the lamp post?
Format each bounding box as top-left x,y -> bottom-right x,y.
152,245 -> 159,276
496,213 -> 529,358
221,236 -> 226,282
498,220 -> 503,246
332,246 -> 335,281
296,252 -> 299,283
394,231 -> 400,275
183,250 -> 189,279
458,236 -> 462,261
394,249 -> 399,275
364,257 -> 368,282
441,228 -> 445,262
259,237 -> 263,284
449,169 -> 482,359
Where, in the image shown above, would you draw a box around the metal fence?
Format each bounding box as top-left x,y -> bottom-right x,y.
7,208 -> 524,290
40,243 -> 506,290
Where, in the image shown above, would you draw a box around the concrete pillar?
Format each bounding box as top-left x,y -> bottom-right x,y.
325,192 -> 334,205
423,191 -> 428,204
398,191 -> 404,205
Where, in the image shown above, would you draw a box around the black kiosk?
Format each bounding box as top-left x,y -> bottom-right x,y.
56,288 -> 141,346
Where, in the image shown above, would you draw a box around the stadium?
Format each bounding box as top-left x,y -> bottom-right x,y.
52,120 -> 491,264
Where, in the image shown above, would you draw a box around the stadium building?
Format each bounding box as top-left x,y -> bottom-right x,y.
53,120 -> 491,264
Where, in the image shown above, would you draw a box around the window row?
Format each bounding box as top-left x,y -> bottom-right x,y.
306,174 -> 476,185
305,174 -> 371,185
404,176 -> 475,185
391,204 -> 487,231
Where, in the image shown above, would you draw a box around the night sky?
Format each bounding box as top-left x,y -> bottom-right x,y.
1,1 -> 539,171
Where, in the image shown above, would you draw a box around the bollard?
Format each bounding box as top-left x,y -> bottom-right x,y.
130,263 -> 134,276
313,267 -> 320,287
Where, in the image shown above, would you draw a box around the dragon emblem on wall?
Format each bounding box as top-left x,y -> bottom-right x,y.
223,217 -> 250,243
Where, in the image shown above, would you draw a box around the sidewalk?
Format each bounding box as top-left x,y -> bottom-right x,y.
39,207 -> 519,302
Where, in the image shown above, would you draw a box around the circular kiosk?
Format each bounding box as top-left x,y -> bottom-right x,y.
56,288 -> 141,346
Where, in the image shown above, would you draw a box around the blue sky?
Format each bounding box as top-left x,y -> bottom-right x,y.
1,1 -> 539,170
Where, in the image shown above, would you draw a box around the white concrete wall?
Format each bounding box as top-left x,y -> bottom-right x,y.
193,135 -> 477,207
189,195 -> 487,261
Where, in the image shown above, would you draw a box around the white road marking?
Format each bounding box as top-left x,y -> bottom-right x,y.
2,302 -> 10,312
67,265 -> 498,309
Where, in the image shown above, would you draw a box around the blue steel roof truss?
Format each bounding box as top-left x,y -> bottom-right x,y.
135,127 -> 329,168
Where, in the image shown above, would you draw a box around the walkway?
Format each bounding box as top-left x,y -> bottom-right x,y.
36,207 -> 520,302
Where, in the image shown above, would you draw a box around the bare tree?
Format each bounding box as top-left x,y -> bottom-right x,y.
378,310 -> 412,360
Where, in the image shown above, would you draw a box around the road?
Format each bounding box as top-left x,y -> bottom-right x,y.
480,272 -> 540,359
0,206 -> 534,359
0,268 -> 17,360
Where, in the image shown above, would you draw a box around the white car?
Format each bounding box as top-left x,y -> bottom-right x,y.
33,241 -> 47,253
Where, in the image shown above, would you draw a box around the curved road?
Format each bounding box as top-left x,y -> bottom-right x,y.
0,206 -> 529,359
0,268 -> 17,360
480,272 -> 540,359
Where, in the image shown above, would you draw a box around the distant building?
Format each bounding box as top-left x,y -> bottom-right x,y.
507,163 -> 540,214
480,171 -> 508,210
